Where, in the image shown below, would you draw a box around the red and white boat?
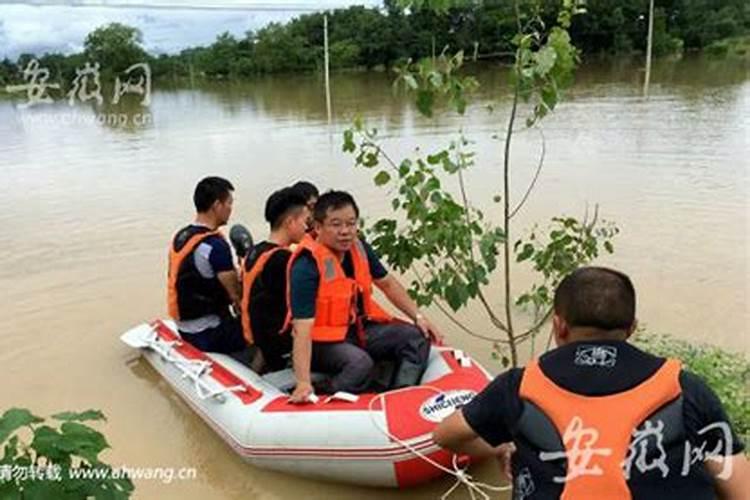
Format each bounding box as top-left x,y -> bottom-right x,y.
121,319 -> 492,487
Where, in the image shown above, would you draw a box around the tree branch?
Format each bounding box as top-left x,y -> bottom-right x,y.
502,79 -> 520,367
411,267 -> 503,342
516,307 -> 553,342
509,126 -> 546,219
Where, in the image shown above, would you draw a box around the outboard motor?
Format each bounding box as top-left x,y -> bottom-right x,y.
229,224 -> 254,261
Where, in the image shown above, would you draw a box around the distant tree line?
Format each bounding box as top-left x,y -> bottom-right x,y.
1,0 -> 747,88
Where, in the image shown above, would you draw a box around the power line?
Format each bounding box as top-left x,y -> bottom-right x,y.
0,0 -> 375,12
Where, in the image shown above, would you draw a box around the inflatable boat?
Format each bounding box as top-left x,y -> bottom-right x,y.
121,319 -> 493,488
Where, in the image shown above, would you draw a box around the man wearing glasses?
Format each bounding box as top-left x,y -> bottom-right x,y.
285,190 -> 443,402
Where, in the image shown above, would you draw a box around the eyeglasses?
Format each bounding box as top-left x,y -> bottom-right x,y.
324,220 -> 358,231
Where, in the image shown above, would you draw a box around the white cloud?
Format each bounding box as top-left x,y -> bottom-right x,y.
0,1 -> 379,59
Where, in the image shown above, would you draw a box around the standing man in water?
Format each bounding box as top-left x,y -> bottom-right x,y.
287,190 -> 443,401
434,266 -> 749,499
167,176 -> 249,359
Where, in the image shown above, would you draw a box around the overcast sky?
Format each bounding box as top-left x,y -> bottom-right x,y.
0,1 -> 380,60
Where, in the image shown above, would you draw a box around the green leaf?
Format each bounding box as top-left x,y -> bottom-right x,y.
444,285 -> 462,311
426,152 -> 444,165
604,241 -> 614,253
398,160 -> 411,178
0,480 -> 21,500
17,480 -> 79,500
0,409 -> 43,445
342,129 -> 355,153
424,177 -> 440,192
415,90 -> 434,118
428,71 -> 443,89
52,411 -> 105,423
2,435 -> 18,463
403,74 -> 418,90
534,45 -> 557,77
374,171 -> 391,186
30,426 -> 70,466
516,243 -> 535,262
453,95 -> 467,115
352,115 -> 364,131
362,152 -> 379,168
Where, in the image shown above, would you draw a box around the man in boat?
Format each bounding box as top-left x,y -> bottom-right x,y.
241,187 -> 310,372
290,180 -> 319,236
433,266 -> 749,499
167,176 -> 250,361
287,190 -> 443,402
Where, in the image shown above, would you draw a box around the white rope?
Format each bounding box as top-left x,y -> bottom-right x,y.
367,387 -> 511,499
143,327 -> 247,402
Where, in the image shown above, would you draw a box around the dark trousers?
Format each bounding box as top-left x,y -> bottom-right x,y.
311,321 -> 430,394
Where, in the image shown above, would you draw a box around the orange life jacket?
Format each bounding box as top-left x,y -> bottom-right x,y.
240,246 -> 286,344
518,358 -> 682,499
284,237 -> 392,342
167,226 -> 227,320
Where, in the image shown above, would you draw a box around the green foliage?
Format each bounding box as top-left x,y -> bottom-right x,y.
83,23 -> 147,77
514,21 -> 580,126
345,122 -> 506,312
635,334 -> 750,447
3,0 -> 748,88
343,0 -> 622,367
394,51 -> 479,117
651,8 -> 685,57
514,215 -> 619,315
0,408 -> 134,499
705,35 -> 750,58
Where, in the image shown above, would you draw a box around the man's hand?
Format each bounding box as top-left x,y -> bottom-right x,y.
416,314 -> 444,345
494,442 -> 516,482
706,452 -> 750,499
290,381 -> 314,404
291,319 -> 315,404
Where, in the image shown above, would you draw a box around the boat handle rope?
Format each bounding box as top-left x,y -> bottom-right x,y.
368,387 -> 511,500
143,328 -> 247,403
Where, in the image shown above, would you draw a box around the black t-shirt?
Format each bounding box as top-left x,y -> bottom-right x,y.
246,241 -> 293,371
463,340 -> 745,456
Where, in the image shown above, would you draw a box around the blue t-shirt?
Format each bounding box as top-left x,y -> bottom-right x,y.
192,230 -> 234,278
290,240 -> 387,319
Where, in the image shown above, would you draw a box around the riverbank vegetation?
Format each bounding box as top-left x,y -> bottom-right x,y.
1,0 -> 748,89
635,333 -> 750,450
0,409 -> 134,499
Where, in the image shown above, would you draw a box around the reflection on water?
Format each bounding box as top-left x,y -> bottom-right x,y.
0,54 -> 747,499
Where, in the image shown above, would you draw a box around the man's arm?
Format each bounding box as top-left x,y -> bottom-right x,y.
206,238 -> 241,310
706,453 -> 750,500
681,371 -> 748,498
434,410 -> 515,480
434,410 -> 505,457
290,318 -> 314,403
217,270 -> 241,310
374,275 -> 443,342
288,255 -> 319,403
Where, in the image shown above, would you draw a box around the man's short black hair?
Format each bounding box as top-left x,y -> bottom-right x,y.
194,176 -> 234,213
553,266 -> 636,331
313,190 -> 359,222
291,181 -> 319,203
265,187 -> 307,230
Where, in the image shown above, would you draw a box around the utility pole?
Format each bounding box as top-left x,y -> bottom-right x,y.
644,0 -> 654,97
324,14 -> 332,125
